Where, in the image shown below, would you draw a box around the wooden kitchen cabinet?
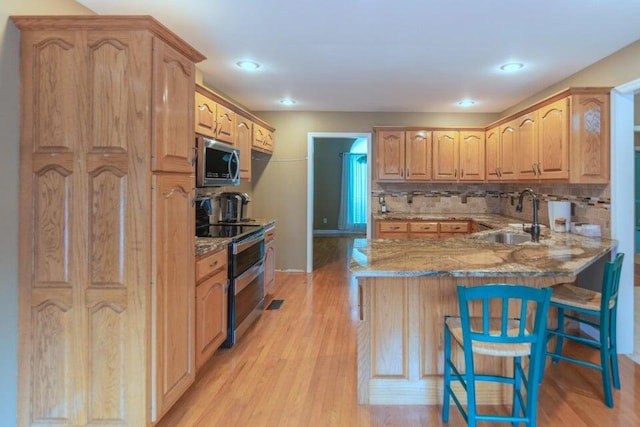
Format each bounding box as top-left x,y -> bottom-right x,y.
537,98 -> 569,180
432,130 -> 459,181
376,219 -> 472,239
13,16 -> 204,426
514,99 -> 569,182
152,174 -> 196,419
376,220 -> 409,238
264,224 -> 276,296
496,121 -> 519,181
569,91 -> 610,183
432,130 -> 484,182
194,85 -> 236,144
236,114 -> 253,180
253,123 -> 275,154
195,91 -> 216,137
375,129 -> 432,182
153,40 -> 198,173
459,131 -> 485,181
407,221 -> 439,239
195,248 -> 228,370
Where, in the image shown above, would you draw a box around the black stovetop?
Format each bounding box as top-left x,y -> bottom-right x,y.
196,223 -> 263,239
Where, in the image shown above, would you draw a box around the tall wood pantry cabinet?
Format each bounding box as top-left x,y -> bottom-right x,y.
12,16 -> 205,426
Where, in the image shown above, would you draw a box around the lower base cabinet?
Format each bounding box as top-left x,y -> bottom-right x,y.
375,220 -> 472,239
195,248 -> 229,370
264,225 -> 276,296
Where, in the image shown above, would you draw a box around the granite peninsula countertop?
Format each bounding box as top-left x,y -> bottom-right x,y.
195,218 -> 277,257
352,214 -> 616,278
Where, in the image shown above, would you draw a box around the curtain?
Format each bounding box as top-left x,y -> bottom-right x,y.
338,153 -> 367,231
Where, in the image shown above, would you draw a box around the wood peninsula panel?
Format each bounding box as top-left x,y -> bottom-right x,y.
358,275 -> 564,405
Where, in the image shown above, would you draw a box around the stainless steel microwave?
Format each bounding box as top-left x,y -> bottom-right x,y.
196,136 -> 240,187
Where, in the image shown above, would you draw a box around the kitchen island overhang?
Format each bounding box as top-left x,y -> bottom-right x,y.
350,224 -> 617,405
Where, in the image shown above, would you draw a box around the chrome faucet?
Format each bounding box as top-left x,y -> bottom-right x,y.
515,188 -> 540,242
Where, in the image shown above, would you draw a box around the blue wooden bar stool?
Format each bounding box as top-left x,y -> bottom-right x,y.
443,284 -> 552,427
546,252 -> 624,408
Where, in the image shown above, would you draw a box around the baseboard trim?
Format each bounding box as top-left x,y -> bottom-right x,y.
313,229 -> 365,236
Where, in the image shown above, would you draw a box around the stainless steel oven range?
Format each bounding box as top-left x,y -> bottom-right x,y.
196,222 -> 265,347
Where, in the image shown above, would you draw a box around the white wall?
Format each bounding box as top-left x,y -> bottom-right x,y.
0,1 -> 93,422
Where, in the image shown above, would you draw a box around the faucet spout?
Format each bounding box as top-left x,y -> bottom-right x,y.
516,188 -> 540,242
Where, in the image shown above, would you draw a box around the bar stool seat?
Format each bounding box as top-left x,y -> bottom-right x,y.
550,283 -> 614,311
445,317 -> 531,356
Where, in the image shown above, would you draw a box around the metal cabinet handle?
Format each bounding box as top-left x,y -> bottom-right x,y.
406,167 -> 410,177
454,168 -> 458,178
532,163 -> 537,175
537,163 -> 542,175
461,169 -> 464,178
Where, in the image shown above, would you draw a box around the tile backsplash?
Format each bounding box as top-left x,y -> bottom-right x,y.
372,183 -> 611,237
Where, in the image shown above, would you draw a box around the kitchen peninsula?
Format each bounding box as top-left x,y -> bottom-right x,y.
351,214 -> 616,405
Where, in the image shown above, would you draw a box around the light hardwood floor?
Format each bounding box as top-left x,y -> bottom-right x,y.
159,237 -> 640,426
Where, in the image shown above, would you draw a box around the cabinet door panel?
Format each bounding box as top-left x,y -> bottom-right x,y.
485,128 -> 500,181
432,131 -> 459,181
196,271 -> 227,369
236,116 -> 253,180
459,131 -> 484,181
499,123 -> 518,180
516,113 -> 538,180
152,40 -> 195,173
405,130 -> 432,181
152,174 -> 195,421
376,131 -> 405,181
538,98 -> 569,180
215,103 -> 236,144
570,94 -> 610,183
195,92 -> 216,137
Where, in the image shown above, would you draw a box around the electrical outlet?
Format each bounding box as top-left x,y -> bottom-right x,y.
323,218 -> 327,224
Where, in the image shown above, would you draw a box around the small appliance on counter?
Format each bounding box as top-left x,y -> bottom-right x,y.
217,192 -> 252,222
548,201 -> 571,232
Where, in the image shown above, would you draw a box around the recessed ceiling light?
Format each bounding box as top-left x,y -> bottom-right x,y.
500,62 -> 524,72
236,60 -> 260,71
457,99 -> 476,107
280,98 -> 296,106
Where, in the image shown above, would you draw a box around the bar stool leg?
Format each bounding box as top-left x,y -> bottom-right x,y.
442,320 -> 451,422
512,356 -> 522,421
610,309 -> 621,390
552,307 -> 565,364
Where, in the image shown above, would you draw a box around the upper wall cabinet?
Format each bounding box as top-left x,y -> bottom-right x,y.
432,130 -> 484,182
194,86 -> 236,144
486,124 -> 518,182
195,84 -> 275,177
569,91 -> 610,183
253,123 -> 275,154
375,129 -> 432,182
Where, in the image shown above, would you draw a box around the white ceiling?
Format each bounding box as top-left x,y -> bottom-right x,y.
78,0 -> 640,113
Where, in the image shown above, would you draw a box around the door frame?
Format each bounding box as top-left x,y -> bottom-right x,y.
611,80 -> 639,354
307,132 -> 372,273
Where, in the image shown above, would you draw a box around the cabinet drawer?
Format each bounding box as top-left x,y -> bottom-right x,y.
378,221 -> 409,233
439,221 -> 470,233
196,248 -> 228,283
409,222 -> 438,233
265,226 -> 276,244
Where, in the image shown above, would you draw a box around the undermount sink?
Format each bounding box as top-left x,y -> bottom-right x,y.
476,231 -> 533,245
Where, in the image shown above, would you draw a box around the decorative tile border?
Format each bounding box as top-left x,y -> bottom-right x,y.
371,189 -> 611,209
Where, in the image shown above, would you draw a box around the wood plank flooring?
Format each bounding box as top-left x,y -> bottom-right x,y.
158,237 -> 640,426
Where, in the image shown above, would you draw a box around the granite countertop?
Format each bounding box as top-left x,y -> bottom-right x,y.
352,214 -> 616,278
195,218 -> 277,257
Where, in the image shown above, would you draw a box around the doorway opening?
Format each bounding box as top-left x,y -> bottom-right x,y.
307,132 -> 371,272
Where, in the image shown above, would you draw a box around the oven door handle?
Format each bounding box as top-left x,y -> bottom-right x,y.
233,231 -> 265,254
235,260 -> 264,294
